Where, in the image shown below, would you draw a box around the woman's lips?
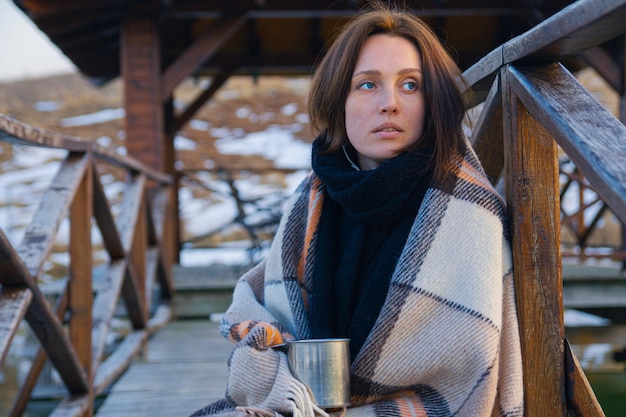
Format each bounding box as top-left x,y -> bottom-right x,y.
374,122 -> 403,132
373,123 -> 403,138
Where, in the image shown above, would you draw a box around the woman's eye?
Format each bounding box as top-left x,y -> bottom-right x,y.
402,81 -> 418,91
359,81 -> 375,90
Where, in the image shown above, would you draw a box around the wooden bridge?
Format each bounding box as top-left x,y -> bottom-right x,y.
1,0 -> 626,416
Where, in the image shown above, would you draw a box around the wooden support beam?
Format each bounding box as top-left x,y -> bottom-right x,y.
149,187 -> 174,300
173,68 -> 235,133
508,63 -> 626,224
91,259 -> 126,372
18,153 -> 90,279
565,339 -> 606,417
503,64 -> 566,417
121,16 -> 164,172
0,287 -> 32,369
0,229 -> 89,394
463,0 -> 626,103
91,163 -> 125,259
9,290 -> 68,417
117,173 -> 149,328
161,15 -> 246,99
470,73 -> 504,184
132,197 -> 149,318
69,155 -> 94,416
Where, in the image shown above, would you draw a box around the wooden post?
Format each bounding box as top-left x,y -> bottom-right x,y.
502,65 -> 566,416
121,15 -> 179,272
121,16 -> 164,172
69,154 -> 94,416
163,97 -> 180,265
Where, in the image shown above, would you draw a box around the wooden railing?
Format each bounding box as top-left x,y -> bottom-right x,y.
559,159 -> 626,266
0,114 -> 175,417
461,0 -> 626,416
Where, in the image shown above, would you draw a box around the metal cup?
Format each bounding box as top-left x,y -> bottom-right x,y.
285,338 -> 351,408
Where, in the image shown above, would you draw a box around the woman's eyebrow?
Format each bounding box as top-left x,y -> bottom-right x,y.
352,68 -> 422,77
352,69 -> 380,77
398,67 -> 423,75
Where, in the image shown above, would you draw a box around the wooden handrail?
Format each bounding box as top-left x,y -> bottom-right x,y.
463,0 -> 626,103
461,0 -> 625,416
508,63 -> 626,223
0,113 -> 171,185
0,111 -> 175,417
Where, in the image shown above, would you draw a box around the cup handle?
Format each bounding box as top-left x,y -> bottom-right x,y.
270,342 -> 288,353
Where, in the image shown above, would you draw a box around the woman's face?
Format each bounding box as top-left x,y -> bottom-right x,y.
345,34 -> 426,170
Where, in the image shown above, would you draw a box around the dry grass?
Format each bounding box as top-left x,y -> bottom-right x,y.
0,73 -> 313,170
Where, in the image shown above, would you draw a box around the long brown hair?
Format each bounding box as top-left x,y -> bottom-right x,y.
308,3 -> 467,185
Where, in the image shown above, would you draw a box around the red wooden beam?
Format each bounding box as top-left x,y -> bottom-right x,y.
161,15 -> 246,99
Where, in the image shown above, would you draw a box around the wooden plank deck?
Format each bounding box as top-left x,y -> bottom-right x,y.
94,319 -> 232,417
91,262 -> 625,417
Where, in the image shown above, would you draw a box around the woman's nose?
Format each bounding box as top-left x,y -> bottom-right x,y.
378,89 -> 399,114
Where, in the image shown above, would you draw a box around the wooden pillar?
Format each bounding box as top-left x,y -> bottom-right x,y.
69,153 -> 93,416
502,65 -> 566,417
121,15 -> 179,270
163,98 -> 180,264
121,16 -> 165,172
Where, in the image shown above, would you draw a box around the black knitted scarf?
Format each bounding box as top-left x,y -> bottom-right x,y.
309,138 -> 433,359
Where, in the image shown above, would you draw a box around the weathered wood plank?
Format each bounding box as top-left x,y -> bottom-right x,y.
149,187 -> 174,298
463,0 -> 626,98
49,394 -> 92,417
91,259 -> 127,372
0,227 -> 89,394
24,291 -> 90,395
145,247 -> 159,314
117,173 -> 148,328
470,73 -> 504,184
94,330 -> 147,394
117,173 -> 147,255
0,228 -> 34,288
69,158 -> 94,395
146,303 -> 173,333
0,112 -> 171,185
161,16 -> 246,98
508,63 -> 626,224
132,197 -> 149,320
92,163 -> 125,259
9,290 -> 68,417
0,287 -> 32,368
565,340 -> 606,417
0,112 -> 92,151
503,65 -> 566,417
17,152 -> 89,279
95,320 -> 232,417
503,0 -> 626,64
173,67 -> 236,132
122,263 -> 147,330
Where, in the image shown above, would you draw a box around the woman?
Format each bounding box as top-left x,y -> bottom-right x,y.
192,3 -> 523,417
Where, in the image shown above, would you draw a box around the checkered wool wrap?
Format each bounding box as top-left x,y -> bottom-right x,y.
191,141 -> 523,417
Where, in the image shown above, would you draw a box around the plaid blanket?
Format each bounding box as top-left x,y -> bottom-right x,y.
191,141 -> 523,417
